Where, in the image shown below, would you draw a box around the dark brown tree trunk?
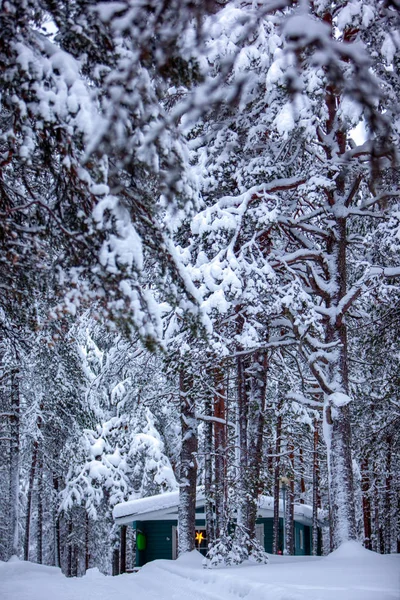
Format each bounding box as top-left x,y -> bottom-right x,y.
299,446 -> 306,504
72,543 -> 78,577
384,438 -> 392,553
286,443 -> 295,555
53,474 -> 61,568
373,473 -> 381,553
245,352 -> 268,542
312,419 -> 320,556
273,402 -> 282,554
214,367 -> 227,541
85,512 -> 90,571
37,453 -> 43,564
67,519 -> 73,577
120,525 -> 127,573
236,354 -> 248,527
24,411 -> 43,562
361,456 -> 372,550
397,493 -> 400,554
9,367 -> 20,557
204,384 -> 214,546
235,351 -> 267,556
24,439 -> 39,562
232,353 -> 250,559
178,370 -> 198,555
112,549 -> 120,576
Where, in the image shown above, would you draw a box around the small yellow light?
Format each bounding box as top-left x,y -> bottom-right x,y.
195,531 -> 204,544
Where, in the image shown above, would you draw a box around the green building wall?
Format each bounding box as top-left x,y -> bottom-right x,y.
134,520 -> 175,566
133,517 -> 319,567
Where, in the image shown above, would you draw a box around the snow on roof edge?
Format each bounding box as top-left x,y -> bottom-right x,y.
113,488 -> 319,524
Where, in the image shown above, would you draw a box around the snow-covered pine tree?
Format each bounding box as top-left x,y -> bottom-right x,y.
184,0 -> 400,551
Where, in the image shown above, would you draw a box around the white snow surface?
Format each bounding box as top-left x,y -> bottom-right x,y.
1,543 -> 399,600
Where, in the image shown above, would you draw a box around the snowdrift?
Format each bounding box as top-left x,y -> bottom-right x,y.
1,543 -> 399,600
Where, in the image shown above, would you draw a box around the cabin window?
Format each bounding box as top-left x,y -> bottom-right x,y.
299,528 -> 304,550
172,526 -> 208,558
195,527 -> 207,555
255,523 -> 264,547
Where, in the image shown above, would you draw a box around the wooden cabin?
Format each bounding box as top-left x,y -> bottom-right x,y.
113,490 -> 321,567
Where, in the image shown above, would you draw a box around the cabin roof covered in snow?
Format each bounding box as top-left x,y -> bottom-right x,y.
113,489 -> 316,526
113,489 -> 205,523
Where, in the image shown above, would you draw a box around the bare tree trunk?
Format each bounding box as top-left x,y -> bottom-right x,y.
312,419 -> 320,556
53,474 -> 61,568
234,351 -> 267,556
372,470 -> 381,553
325,396 -> 356,547
120,525 -> 127,573
236,353 -> 248,538
24,415 -> 42,562
299,446 -> 306,504
323,220 -> 356,548
245,351 -> 268,543
85,512 -> 90,571
178,370 -> 198,555
361,456 -> 372,550
112,549 -> 120,576
72,542 -> 78,578
9,367 -> 20,558
384,437 -> 392,553
37,452 -> 43,564
67,519 -> 73,577
273,401 -> 282,555
214,368 -> 227,541
397,494 -> 400,554
204,384 -> 214,546
286,443 -> 295,555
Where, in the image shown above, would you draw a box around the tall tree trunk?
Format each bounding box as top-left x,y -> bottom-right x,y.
112,548 -> 120,576
85,512 -> 90,571
312,419 -> 320,556
67,519 -> 73,577
384,437 -> 392,554
178,370 -> 198,555
204,384 -> 214,546
245,351 -> 268,544
24,415 -> 42,562
9,367 -> 20,558
299,446 -> 306,504
37,452 -> 43,564
372,470 -> 381,553
323,219 -> 356,548
235,353 -> 248,540
286,443 -> 295,555
361,456 -> 372,550
72,542 -> 78,578
120,524 -> 127,573
214,367 -> 227,541
53,474 -> 61,568
397,494 -> 400,554
273,401 -> 282,554
234,351 -> 267,557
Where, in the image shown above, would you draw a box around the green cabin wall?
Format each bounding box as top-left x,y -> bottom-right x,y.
134,519 -> 206,566
134,519 -> 176,566
258,519 -> 316,556
133,517 -> 320,566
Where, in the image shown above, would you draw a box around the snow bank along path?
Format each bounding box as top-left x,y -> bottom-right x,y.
1,542 -> 399,600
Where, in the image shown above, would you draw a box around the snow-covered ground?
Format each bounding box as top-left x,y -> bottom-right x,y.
1,543 -> 399,600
